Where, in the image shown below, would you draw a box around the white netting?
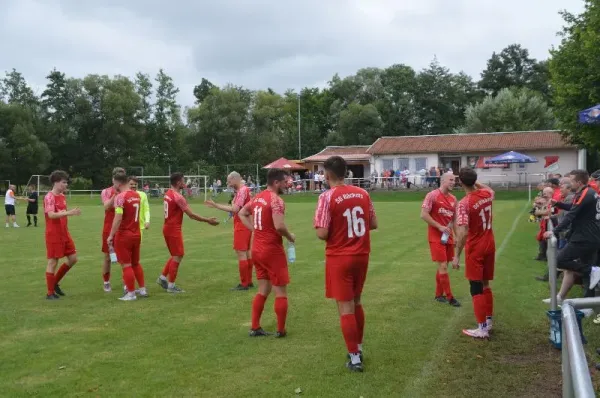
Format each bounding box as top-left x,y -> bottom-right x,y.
26,175 -> 52,196
141,175 -> 208,201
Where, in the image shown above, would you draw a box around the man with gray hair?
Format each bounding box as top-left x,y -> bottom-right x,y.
5,184 -> 25,228
205,171 -> 255,290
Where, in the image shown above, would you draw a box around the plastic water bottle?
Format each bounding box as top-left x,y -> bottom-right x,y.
441,230 -> 450,245
287,242 -> 296,264
108,244 -> 118,263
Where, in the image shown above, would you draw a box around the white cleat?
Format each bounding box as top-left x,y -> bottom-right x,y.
136,288 -> 149,298
462,327 -> 489,339
167,285 -> 185,294
103,282 -> 112,292
590,266 -> 600,289
542,295 -> 563,305
13,224 -> 19,228
118,292 -> 137,301
486,319 -> 493,333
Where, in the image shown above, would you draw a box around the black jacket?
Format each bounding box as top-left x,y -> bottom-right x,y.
554,186 -> 600,244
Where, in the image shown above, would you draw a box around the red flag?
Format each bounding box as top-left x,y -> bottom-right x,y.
544,156 -> 559,168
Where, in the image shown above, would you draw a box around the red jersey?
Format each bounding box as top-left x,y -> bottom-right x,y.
233,185 -> 252,232
114,191 -> 141,237
456,188 -> 495,250
163,189 -> 189,236
313,185 -> 375,256
590,180 -> 599,193
101,187 -> 116,234
421,189 -> 457,244
44,192 -> 69,239
243,189 -> 285,253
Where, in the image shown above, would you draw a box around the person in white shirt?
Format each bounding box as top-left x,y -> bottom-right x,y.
5,185 -> 25,228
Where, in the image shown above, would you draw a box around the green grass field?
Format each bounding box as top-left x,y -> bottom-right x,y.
0,191 -> 596,397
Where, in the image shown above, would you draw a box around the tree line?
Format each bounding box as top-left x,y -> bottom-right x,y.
1,1 -> 598,188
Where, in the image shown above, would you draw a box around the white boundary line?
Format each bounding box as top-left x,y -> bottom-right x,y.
400,202 -> 529,397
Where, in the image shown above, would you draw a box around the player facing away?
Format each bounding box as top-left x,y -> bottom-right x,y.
420,173 -> 461,307
44,170 -> 81,300
100,167 -> 126,292
107,173 -> 148,301
205,171 -> 254,291
157,172 -> 219,293
452,168 -> 496,339
238,169 -> 295,338
26,184 -> 39,227
314,156 -> 377,373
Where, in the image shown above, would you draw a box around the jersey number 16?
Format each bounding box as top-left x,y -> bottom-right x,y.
343,206 -> 366,238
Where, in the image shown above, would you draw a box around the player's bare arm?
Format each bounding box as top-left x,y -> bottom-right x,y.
474,181 -> 494,194
452,224 -> 468,268
238,206 -> 254,231
205,200 -> 238,214
273,213 -> 295,242
315,227 -> 328,240
184,207 -> 219,225
420,208 -> 449,234
47,207 -> 81,219
107,212 -> 123,246
370,213 -> 378,230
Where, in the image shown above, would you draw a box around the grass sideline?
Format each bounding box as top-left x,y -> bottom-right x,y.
0,192 -> 596,397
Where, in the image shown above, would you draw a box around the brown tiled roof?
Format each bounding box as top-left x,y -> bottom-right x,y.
367,131 -> 575,155
302,146 -> 371,162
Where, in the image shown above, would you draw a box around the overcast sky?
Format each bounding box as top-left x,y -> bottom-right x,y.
1,0 -> 584,106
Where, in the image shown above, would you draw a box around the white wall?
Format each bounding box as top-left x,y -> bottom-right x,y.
372,154 -> 438,174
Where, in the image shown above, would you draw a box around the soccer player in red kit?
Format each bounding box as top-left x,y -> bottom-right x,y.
100,166 -> 125,292
452,168 -> 496,339
314,156 -> 377,372
420,172 -> 461,307
205,171 -> 254,290
238,169 -> 295,338
44,170 -> 81,300
157,172 -> 219,293
107,173 -> 147,301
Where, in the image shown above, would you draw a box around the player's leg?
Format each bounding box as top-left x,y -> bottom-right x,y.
353,255 -> 369,359
102,232 -> 112,292
249,254 -> 272,336
131,238 -> 148,297
246,250 -> 254,288
45,257 -> 59,299
430,243 -> 446,302
116,239 -> 136,301
482,251 -> 495,331
4,206 -> 8,227
26,212 -> 31,227
441,244 -> 460,307
231,248 -> 250,291
272,284 -> 288,337
53,239 -> 78,296
462,253 -> 489,339
157,234 -> 172,289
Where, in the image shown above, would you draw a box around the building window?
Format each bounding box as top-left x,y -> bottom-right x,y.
503,164 -> 512,171
397,158 -> 409,171
517,163 -> 527,170
415,157 -> 427,171
382,159 -> 393,171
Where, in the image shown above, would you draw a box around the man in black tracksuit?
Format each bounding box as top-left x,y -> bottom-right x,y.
545,169 -> 600,299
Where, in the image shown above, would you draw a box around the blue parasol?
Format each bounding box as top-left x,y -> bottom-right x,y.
485,151 -> 538,164
578,104 -> 600,124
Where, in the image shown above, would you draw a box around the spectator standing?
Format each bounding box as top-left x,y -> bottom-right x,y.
5,184 -> 23,228
26,184 -> 39,227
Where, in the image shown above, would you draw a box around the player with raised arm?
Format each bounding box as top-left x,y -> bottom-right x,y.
452,168 -> 495,339
100,167 -> 125,292
157,172 -> 219,293
420,173 -> 460,307
107,173 -> 147,301
313,156 -> 377,373
205,171 -> 254,290
44,170 -> 81,300
238,169 -> 294,338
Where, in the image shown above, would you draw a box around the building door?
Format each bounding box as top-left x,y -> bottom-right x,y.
440,157 -> 461,174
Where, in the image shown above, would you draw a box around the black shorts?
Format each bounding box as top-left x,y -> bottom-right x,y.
26,205 -> 38,215
4,204 -> 15,216
557,241 -> 598,274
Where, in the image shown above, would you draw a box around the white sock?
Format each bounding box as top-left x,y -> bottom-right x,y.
486,316 -> 493,323
478,322 -> 487,331
159,275 -> 167,281
168,282 -> 175,289
349,353 -> 361,365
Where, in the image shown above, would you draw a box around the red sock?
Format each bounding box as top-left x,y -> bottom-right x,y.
54,263 -> 70,284
355,305 -> 365,345
439,272 -> 454,300
472,294 -> 487,324
168,260 -> 180,284
483,287 -> 494,318
122,266 -> 135,292
238,260 -> 249,286
45,272 -> 55,295
162,259 -> 171,277
103,272 -> 110,283
251,294 -> 267,330
340,314 -> 360,353
247,259 -> 254,285
435,271 -> 443,297
132,264 -> 145,288
274,297 -> 288,333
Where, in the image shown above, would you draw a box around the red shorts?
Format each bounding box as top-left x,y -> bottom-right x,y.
466,248 -> 495,281
252,249 -> 289,286
429,242 -> 454,263
114,234 -> 141,265
233,228 -> 252,251
46,236 -> 77,260
325,255 -> 369,302
164,234 -> 185,257
101,230 -> 110,253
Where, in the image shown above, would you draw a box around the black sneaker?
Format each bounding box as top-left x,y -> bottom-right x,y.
448,298 -> 461,307
435,296 -> 448,303
248,283 -> 255,288
535,274 -> 549,282
249,328 -> 271,337
26,223 -> 31,227
156,277 -> 168,290
46,293 -> 59,300
54,284 -> 65,296
230,284 -> 249,291
346,360 -> 364,373
275,331 -> 287,338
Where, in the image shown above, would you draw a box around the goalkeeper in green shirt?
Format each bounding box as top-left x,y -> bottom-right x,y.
128,176 -> 150,234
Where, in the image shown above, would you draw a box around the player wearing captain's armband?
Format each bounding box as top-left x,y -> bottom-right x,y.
100,167 -> 126,292
420,173 -> 460,307
452,168 -> 496,339
314,156 -> 377,373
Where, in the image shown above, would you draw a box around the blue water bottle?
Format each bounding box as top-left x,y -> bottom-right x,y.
287,242 -> 296,263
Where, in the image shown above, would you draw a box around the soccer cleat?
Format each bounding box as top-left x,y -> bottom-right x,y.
54,284 -> 65,296
156,277 -> 168,290
248,283 -> 255,288
118,292 -> 137,301
345,360 -> 364,373
136,288 -> 149,298
167,285 -> 185,294
590,267 -> 600,289
347,351 -> 364,362
13,224 -> 19,228
275,331 -> 287,338
249,328 -> 271,337
230,284 -> 249,291
103,282 -> 112,292
46,293 -> 60,300
486,319 -> 493,332
462,327 -> 489,339
434,296 -> 448,303
448,298 -> 461,307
